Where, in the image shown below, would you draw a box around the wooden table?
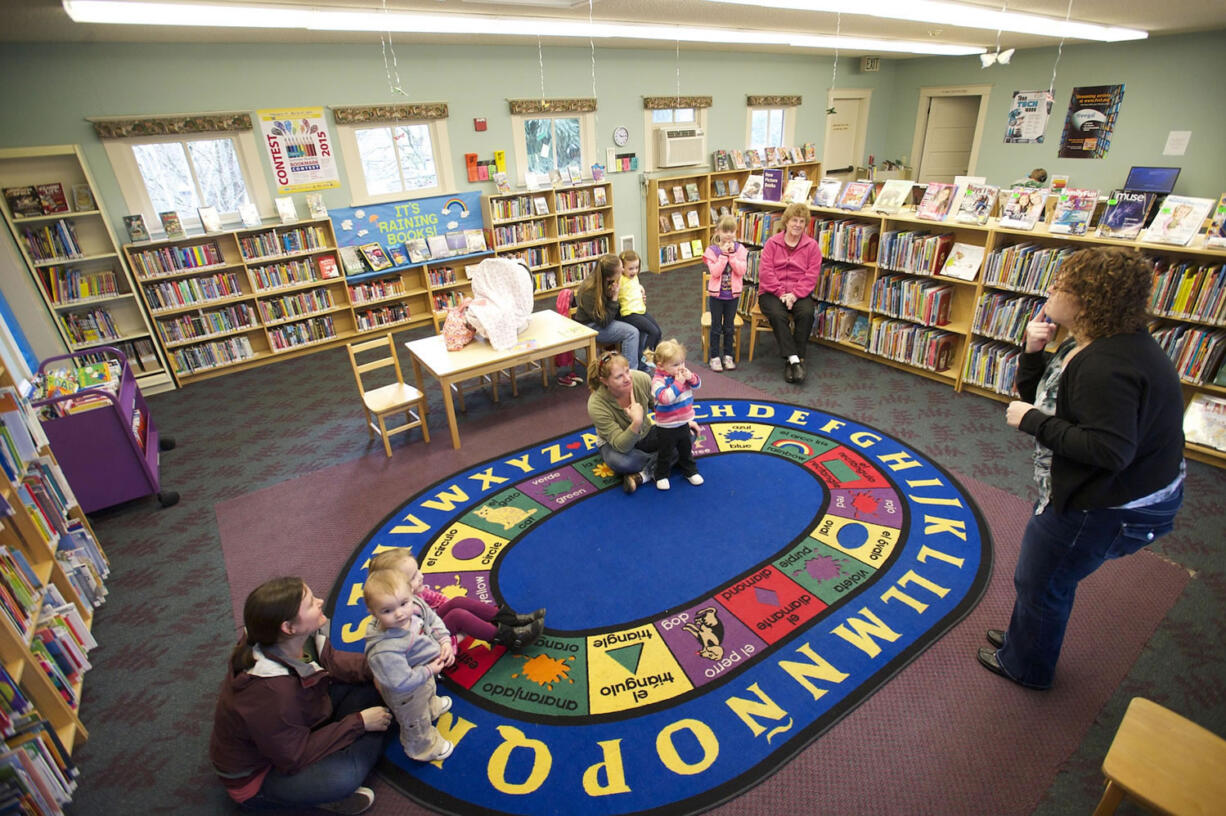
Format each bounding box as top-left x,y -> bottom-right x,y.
405,310 -> 598,449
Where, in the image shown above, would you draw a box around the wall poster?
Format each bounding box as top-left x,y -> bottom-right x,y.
257,107 -> 340,192
1057,85 -> 1124,159
1004,90 -> 1053,144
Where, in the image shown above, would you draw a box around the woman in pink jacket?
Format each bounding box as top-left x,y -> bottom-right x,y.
758,202 -> 822,383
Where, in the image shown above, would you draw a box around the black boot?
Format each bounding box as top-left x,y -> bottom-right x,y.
493,618 -> 544,650
493,605 -> 546,626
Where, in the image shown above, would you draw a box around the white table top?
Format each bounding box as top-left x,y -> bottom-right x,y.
405,310 -> 596,378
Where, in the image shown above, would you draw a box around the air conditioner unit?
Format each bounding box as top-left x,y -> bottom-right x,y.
655,126 -> 705,168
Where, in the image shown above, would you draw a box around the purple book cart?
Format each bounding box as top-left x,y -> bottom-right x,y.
31,347 -> 178,513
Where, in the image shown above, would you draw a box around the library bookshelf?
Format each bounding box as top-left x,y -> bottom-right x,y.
733,196 -> 1226,469
481,180 -> 614,301
0,359 -> 108,763
0,145 -> 174,394
647,161 -> 820,274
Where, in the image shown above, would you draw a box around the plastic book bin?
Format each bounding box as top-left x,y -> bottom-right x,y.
32,347 -> 178,513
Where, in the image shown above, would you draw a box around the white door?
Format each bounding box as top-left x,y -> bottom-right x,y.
822,96 -> 865,180
916,96 -> 981,183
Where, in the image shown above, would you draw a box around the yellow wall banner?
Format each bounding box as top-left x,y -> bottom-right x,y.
257,107 -> 340,193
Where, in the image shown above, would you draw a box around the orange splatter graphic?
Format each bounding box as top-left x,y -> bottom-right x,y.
368,214 -> 379,222
511,653 -> 575,690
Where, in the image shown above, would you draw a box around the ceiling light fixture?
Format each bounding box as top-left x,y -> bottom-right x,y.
703,0 -> 1147,42
61,0 -> 986,56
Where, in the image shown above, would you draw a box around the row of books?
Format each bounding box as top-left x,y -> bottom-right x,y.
61,309 -> 120,346
490,222 -> 546,249
712,178 -> 742,198
426,267 -> 459,288
76,339 -> 157,375
506,246 -> 548,269
962,339 -> 1022,397
258,290 -> 332,324
432,291 -> 465,313
1149,260 -> 1226,324
0,545 -> 42,638
3,182 -> 83,218
249,258 -> 337,292
354,303 -> 411,331
266,315 -> 336,352
238,225 -> 329,261
557,213 -> 606,237
20,221 -> 82,264
711,144 -> 817,171
347,278 -> 406,304
815,220 -> 880,265
869,275 -> 954,328
659,239 -> 707,266
0,716 -> 80,814
127,240 -> 225,278
558,236 -> 609,262
868,319 -> 957,373
813,304 -> 869,348
143,271 -> 246,312
38,266 -> 119,305
170,335 -> 255,376
656,183 -> 702,207
555,187 -> 607,212
531,266 -> 585,293
812,265 -> 869,308
972,292 -> 1045,346
878,231 -> 954,277
982,244 -> 1073,295
1150,324 -> 1226,387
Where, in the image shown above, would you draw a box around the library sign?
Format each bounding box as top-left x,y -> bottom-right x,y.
327,400 -> 991,816
257,107 -> 340,193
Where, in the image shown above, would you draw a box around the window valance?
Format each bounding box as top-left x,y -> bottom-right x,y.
508,98 -> 597,115
642,96 -> 713,110
88,111 -> 253,139
746,95 -> 802,107
331,103 -> 449,124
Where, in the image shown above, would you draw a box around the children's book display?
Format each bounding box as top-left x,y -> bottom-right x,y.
837,182 -> 873,211
122,214 -> 149,243
761,169 -> 785,202
1096,190 -> 1155,240
3,186 -> 43,218
941,243 -> 986,282
1142,195 -> 1215,246
813,178 -> 843,208
916,183 -> 956,221
1049,189 -> 1099,235
1208,194 -> 1226,249
1184,393 -> 1226,452
275,197 -> 299,224
238,202 -> 261,228
954,184 -> 998,225
741,174 -> 764,201
305,193 -> 328,220
872,180 -> 914,215
158,211 -> 185,240
782,178 -> 812,204
998,187 -> 1048,230
196,206 -> 222,234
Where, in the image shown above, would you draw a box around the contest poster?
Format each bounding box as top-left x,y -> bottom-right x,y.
257,107 -> 340,192
1004,90 -> 1053,144
1057,85 -> 1124,159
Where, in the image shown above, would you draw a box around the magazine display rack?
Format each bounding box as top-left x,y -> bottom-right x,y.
32,348 -> 177,512
733,197 -> 1226,469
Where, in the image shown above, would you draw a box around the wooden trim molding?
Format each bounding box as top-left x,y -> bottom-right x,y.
642,96 -> 713,110
508,98 -> 597,115
89,112 -> 252,139
331,103 -> 449,124
747,95 -> 802,107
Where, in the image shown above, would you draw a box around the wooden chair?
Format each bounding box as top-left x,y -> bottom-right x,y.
699,273 -> 743,364
1092,697 -> 1226,816
746,298 -> 773,362
346,333 -> 429,457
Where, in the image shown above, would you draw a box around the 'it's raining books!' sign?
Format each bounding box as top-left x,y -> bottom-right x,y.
258,107 -> 340,192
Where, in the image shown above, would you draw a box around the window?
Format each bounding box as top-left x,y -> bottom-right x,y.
104,133 -> 268,233
338,119 -> 453,204
748,107 -> 789,150
511,112 -> 595,184
651,108 -> 696,125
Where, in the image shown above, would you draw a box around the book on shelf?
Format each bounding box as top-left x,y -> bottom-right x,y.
444,232 -> 467,254
70,183 -> 94,212
548,169 -> 563,187
1049,188 -> 1099,235
274,196 -> 299,224
426,234 -> 450,259
158,211 -> 185,240
405,238 -> 430,263
997,187 -> 1049,230
712,150 -> 730,171
685,210 -> 700,228
464,229 -> 487,253
745,149 -> 763,169
802,142 -> 817,161
916,182 -> 956,221
122,214 -> 150,243
493,171 -> 512,195
316,255 -> 339,279
658,214 -> 671,234
35,183 -> 69,215
941,242 -> 986,282
671,185 -> 685,204
359,242 -> 392,271
593,186 -> 607,207
741,174 -> 764,201
727,178 -> 741,196
1183,393 -> 1226,452
685,183 -> 701,202
1207,194 -> 1226,249
679,242 -> 694,260
783,179 -> 812,205
591,163 -> 605,182
196,206 -> 222,233
954,184 -> 998,225
690,239 -> 704,258
305,192 -> 328,220
761,169 -> 785,202
567,166 -> 582,184
848,314 -> 870,347
337,245 -> 367,275
3,186 -> 42,218
238,201 -> 262,228
532,195 -> 550,216
813,177 -> 843,208
731,150 -> 747,170
763,147 -> 779,166
656,188 -> 670,207
387,244 -> 408,266
1142,195 -> 1215,246
671,211 -> 686,231
1096,190 -> 1155,240
872,180 -> 914,215
837,181 -> 873,211
713,179 -> 728,197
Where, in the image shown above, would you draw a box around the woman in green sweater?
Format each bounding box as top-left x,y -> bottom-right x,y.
586,350 -> 659,494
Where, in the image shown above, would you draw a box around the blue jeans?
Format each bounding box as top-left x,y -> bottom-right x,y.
708,296 -> 738,360
598,426 -> 659,476
241,682 -> 387,810
995,488 -> 1182,689
588,320 -> 641,371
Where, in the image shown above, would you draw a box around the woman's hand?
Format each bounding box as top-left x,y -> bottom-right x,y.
1006,401 -> 1035,429
781,293 -> 797,310
1024,306 -> 1057,353
360,706 -> 392,732
624,388 -> 644,430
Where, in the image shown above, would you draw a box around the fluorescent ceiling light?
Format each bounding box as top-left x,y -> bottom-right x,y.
704,0 -> 1147,42
62,0 -> 986,55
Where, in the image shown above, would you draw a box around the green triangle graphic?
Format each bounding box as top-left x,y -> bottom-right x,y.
607,643 -> 644,675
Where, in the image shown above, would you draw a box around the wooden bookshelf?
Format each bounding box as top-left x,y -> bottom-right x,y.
0,145 -> 174,393
481,180 -> 614,301
647,160 -> 820,274
733,196 -> 1226,470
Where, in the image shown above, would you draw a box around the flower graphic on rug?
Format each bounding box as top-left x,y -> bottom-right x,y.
592,463 -> 615,479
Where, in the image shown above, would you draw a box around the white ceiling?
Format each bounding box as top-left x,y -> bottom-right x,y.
3,0 -> 1225,57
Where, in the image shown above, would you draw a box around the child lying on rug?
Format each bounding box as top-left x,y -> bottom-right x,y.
369,549 -> 544,650
363,568 -> 455,763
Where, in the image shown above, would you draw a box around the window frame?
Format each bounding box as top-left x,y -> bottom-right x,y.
337,118 -> 454,205
510,111 -> 596,186
103,131 -> 270,234
644,108 -> 708,172
745,105 -> 797,151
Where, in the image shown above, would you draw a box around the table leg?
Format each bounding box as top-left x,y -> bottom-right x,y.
440,377 -> 462,449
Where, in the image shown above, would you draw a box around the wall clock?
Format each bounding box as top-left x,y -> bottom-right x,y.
612,126 -> 630,146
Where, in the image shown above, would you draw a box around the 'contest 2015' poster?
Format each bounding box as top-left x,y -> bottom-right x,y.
1057,85 -> 1124,159
258,107 -> 340,192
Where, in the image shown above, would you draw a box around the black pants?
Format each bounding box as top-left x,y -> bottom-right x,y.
758,292 -> 815,360
620,312 -> 662,359
654,424 -> 697,481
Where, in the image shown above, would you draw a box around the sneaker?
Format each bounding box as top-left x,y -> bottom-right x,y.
622,472 -> 643,494
686,473 -> 704,486
557,373 -> 581,388
709,357 -> 723,372
430,695 -> 453,720
723,355 -> 736,371
319,786 -> 375,815
410,738 -> 454,763
656,478 -> 671,490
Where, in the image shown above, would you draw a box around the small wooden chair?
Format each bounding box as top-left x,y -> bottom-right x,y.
1092,697 -> 1226,816
746,299 -> 773,362
699,273 -> 743,364
346,333 -> 429,457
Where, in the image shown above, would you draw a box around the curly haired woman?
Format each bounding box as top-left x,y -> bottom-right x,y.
977,247 -> 1185,690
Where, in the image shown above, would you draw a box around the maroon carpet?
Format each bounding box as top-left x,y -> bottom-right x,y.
215,373 -> 1189,816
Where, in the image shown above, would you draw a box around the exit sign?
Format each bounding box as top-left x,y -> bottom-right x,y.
861,56 -> 880,72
